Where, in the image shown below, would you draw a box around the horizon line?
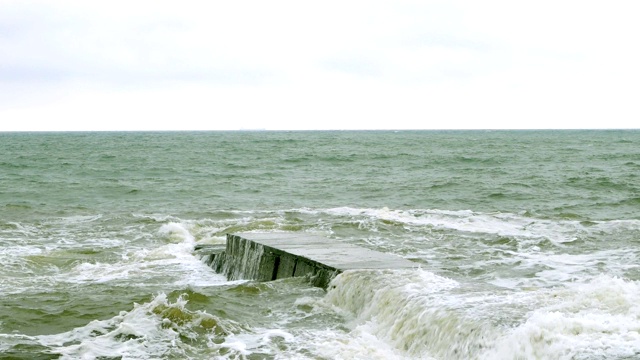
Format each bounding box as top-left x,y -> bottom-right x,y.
1,128 -> 639,133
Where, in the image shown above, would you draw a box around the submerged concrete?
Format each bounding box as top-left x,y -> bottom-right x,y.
196,233 -> 417,289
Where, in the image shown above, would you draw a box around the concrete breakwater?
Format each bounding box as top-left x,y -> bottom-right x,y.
195,233 -> 418,289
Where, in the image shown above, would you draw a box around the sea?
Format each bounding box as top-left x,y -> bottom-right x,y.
1,130 -> 639,360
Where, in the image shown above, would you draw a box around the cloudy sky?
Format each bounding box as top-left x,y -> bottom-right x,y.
1,1 -> 639,131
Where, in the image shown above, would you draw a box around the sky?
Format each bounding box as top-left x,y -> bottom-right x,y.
1,1 -> 639,131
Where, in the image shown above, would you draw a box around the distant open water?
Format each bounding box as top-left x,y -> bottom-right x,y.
1,130 -> 639,359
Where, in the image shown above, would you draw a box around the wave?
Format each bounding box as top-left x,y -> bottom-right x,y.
319,206 -> 640,241
161,207 -> 640,290
175,206 -> 640,235
324,269 -> 489,359
1,221 -> 230,295
33,292 -> 242,359
485,275 -> 640,359
324,271 -> 640,359
5,207 -> 637,293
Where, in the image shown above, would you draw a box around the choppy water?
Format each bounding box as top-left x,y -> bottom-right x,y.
1,130 -> 639,359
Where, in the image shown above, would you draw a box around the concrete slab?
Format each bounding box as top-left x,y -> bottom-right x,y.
234,232 -> 417,271
198,232 -> 418,289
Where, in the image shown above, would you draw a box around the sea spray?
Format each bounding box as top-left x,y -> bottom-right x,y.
36,292 -> 246,359
323,269 -> 496,359
324,271 -> 640,359
483,275 -> 640,360
36,293 -> 189,359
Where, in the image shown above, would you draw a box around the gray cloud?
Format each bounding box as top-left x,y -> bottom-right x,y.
0,3 -> 276,87
1,1 -> 639,130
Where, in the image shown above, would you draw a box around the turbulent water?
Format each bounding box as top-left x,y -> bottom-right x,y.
1,130 -> 639,359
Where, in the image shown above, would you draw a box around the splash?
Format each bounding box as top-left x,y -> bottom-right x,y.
36,292 -> 242,359
325,270 -> 640,359
323,269 -> 489,359
484,275 -> 640,360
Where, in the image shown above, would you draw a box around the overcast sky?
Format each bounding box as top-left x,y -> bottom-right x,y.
1,1 -> 639,131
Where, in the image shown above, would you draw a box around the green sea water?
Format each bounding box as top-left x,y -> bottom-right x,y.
1,130 -> 639,359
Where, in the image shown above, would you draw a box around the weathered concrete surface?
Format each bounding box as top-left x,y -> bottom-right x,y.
196,233 -> 417,289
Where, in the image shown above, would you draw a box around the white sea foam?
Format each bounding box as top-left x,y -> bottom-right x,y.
4,209 -> 639,359
0,333 -> 39,353
46,214 -> 104,225
323,267 -> 640,359
322,206 -> 640,243
147,207 -> 640,251
0,245 -> 43,258
323,269 -> 476,359
210,325 -> 409,360
158,221 -> 196,244
2,221 -> 39,236
483,275 -> 640,360
295,327 -> 416,360
65,261 -> 136,284
152,221 -> 234,287
44,221 -> 229,288
325,207 -> 558,239
211,333 -> 269,358
131,213 -> 182,223
516,249 -> 637,284
318,207 -> 640,290
36,292 -> 229,359
0,217 -> 233,295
